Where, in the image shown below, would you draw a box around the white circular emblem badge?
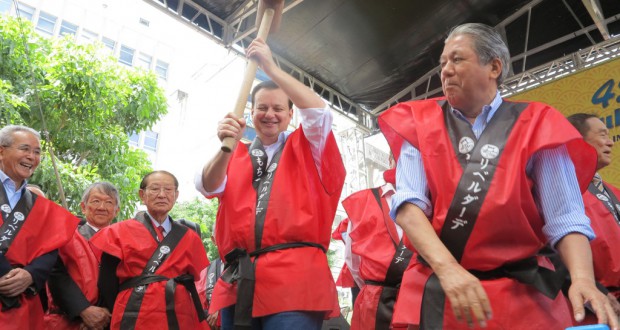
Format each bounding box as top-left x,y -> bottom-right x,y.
458,137 -> 475,154
14,212 -> 24,221
267,163 -> 277,173
480,144 -> 500,159
597,194 -> 609,202
159,245 -> 171,254
0,204 -> 11,213
251,149 -> 265,157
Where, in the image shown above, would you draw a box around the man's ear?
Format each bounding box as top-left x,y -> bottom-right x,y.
138,189 -> 146,203
489,58 -> 502,80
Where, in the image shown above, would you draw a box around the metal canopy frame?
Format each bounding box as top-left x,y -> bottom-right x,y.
146,0 -> 617,134
371,0 -> 619,116
145,0 -> 372,133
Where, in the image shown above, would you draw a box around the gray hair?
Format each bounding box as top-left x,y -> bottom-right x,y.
81,181 -> 121,209
446,23 -> 511,85
0,125 -> 41,147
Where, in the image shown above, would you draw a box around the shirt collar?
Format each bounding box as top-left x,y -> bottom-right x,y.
381,182 -> 395,197
592,172 -> 603,184
85,222 -> 101,232
0,169 -> 27,192
147,212 -> 172,233
450,91 -> 503,124
263,130 -> 291,149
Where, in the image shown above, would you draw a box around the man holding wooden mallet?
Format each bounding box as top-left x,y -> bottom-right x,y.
195,2 -> 346,329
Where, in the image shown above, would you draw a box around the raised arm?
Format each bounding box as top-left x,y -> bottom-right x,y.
246,38 -> 325,110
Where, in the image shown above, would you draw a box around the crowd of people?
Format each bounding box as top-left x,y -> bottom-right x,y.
1,21 -> 620,330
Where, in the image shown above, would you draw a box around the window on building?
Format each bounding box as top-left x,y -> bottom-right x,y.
143,131 -> 158,151
137,52 -> 152,70
35,11 -> 57,36
102,37 -> 116,52
59,20 -> 78,37
155,60 -> 169,80
0,0 -> 12,13
16,2 -> 35,21
128,132 -> 139,147
79,29 -> 98,44
139,17 -> 150,27
119,45 -> 134,66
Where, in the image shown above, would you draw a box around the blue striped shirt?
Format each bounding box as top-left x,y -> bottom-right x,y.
0,170 -> 27,209
389,92 -> 594,246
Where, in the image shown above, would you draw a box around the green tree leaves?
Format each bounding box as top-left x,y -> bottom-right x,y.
0,16 -> 167,220
169,198 -> 219,260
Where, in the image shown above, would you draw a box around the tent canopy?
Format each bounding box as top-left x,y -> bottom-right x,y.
147,0 -> 620,130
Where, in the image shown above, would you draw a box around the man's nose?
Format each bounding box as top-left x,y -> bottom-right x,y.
441,63 -> 454,78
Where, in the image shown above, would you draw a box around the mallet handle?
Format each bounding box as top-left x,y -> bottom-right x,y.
221,8 -> 275,152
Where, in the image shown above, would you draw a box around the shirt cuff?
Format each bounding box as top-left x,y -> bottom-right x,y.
389,191 -> 432,220
543,213 -> 596,247
194,169 -> 225,197
297,105 -> 332,128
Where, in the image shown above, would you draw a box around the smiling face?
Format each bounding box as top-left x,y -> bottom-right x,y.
251,87 -> 293,145
81,188 -> 119,229
440,34 -> 501,117
584,117 -> 614,170
0,131 -> 41,187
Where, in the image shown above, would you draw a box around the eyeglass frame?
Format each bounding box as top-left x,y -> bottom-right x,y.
1,144 -> 42,157
86,199 -> 117,208
142,185 -> 177,196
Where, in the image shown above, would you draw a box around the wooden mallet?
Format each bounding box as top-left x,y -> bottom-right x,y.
221,0 -> 285,152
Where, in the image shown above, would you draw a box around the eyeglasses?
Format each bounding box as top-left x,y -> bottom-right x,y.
88,199 -> 116,208
144,186 -> 176,196
3,145 -> 41,157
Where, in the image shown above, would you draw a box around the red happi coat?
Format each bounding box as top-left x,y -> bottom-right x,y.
343,188 -> 409,330
44,224 -> 102,330
196,267 -> 209,330
336,262 -> 356,288
584,183 -> 620,292
210,128 -> 345,317
378,98 -> 596,329
576,183 -> 620,325
196,258 -> 224,330
331,218 -> 356,288
1,195 -> 80,330
90,218 -> 209,330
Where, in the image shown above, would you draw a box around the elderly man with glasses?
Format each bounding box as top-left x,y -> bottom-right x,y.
0,125 -> 80,330
45,181 -> 121,330
91,170 -> 209,330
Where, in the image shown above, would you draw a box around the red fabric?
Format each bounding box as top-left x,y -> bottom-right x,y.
210,128 -> 345,318
377,98 -> 597,329
156,225 -> 165,242
0,195 -> 79,330
331,218 -> 350,241
584,185 -> 620,292
44,224 -> 102,330
43,308 -> 77,330
196,267 -> 219,330
90,219 -> 209,330
335,263 -> 356,288
331,218 -> 356,288
382,169 -> 396,185
197,267 -> 209,311
343,188 -> 408,330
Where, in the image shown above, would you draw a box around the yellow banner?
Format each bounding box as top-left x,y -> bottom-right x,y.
510,57 -> 620,186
